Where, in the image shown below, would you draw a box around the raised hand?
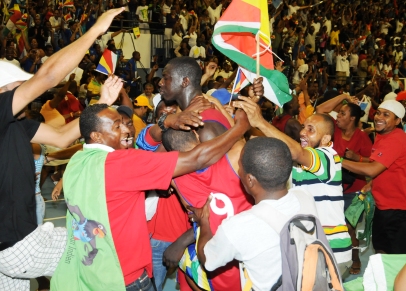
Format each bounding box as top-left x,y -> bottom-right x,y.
92,8 -> 125,35
165,111 -> 204,130
98,75 -> 123,105
186,195 -> 212,226
233,96 -> 264,129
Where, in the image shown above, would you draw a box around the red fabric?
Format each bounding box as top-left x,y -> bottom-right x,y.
272,114 -> 292,133
147,194 -> 190,242
333,125 -> 372,193
105,149 -> 178,285
370,129 -> 406,210
57,92 -> 83,123
145,127 -> 161,146
173,155 -> 253,291
200,108 -> 231,129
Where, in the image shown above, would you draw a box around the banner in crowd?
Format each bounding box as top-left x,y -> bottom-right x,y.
212,0 -> 291,107
95,49 -> 118,75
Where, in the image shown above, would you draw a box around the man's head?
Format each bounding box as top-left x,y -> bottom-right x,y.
300,114 -> 334,148
143,83 -> 154,97
133,96 -> 153,117
54,9 -> 60,18
162,128 -> 199,152
117,105 -> 135,147
79,104 -> 131,149
132,51 -> 141,61
5,48 -> 14,61
239,137 -> 292,195
45,44 -> 54,57
159,57 -> 202,103
375,100 -> 404,134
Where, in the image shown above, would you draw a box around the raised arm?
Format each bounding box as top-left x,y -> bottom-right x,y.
12,7 -> 125,116
234,96 -> 313,167
172,109 -> 250,177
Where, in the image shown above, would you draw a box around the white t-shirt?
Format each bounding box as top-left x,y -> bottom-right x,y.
287,5 -> 300,17
204,189 -> 317,291
188,31 -> 197,48
95,33 -> 112,52
136,5 -> 149,22
311,22 -> 321,34
380,23 -> 391,35
49,16 -> 62,32
1,58 -> 20,67
207,4 -> 222,25
336,54 -> 350,76
189,45 -> 206,59
324,19 -> 332,35
293,63 -> 309,84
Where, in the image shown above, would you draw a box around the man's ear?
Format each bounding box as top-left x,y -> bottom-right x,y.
182,77 -> 190,88
395,117 -> 402,126
320,134 -> 332,147
247,173 -> 258,189
90,131 -> 102,143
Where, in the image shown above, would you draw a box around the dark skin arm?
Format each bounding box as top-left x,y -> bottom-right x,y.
187,196 -> 212,265
172,109 -> 250,177
50,74 -> 75,109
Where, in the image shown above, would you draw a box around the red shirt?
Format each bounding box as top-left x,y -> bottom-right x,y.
272,114 -> 292,133
147,194 -> 190,242
57,92 -> 83,123
370,129 -> 406,210
174,155 -> 253,291
333,126 -> 372,193
200,108 -> 231,129
105,149 -> 178,285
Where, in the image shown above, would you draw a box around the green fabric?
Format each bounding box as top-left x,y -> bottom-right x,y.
51,148 -> 126,291
382,255 -> 406,289
343,277 -> 364,291
344,191 -> 375,247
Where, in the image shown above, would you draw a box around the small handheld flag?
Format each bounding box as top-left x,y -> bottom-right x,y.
95,49 -> 118,75
64,13 -> 73,22
132,27 -> 140,39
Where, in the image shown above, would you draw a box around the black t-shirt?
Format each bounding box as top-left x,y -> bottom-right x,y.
0,87 -> 40,243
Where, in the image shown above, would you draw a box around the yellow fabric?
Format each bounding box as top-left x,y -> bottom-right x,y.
132,114 -> 146,140
40,100 -> 66,128
242,267 -> 253,291
301,147 -> 321,173
330,30 -> 340,45
298,93 -> 314,124
87,79 -> 101,97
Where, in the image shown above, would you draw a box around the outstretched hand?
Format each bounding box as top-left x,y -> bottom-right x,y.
93,8 -> 125,35
98,75 -> 123,105
52,179 -> 63,201
233,96 -> 264,128
165,111 -> 204,130
186,195 -> 212,226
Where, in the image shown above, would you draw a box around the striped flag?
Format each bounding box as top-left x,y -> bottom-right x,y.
232,67 -> 249,94
63,0 -> 75,7
16,29 -> 28,59
95,49 -> 118,75
212,0 -> 291,107
64,13 -> 73,22
2,4 -> 22,36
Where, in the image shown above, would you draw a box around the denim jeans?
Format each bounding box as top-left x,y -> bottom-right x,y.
126,270 -> 156,291
150,238 -> 172,291
35,193 -> 45,225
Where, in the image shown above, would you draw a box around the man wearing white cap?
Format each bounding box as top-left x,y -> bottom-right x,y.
0,8 -> 125,290
342,100 -> 406,255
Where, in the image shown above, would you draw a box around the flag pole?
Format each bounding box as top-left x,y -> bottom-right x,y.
228,67 -> 240,106
256,32 -> 260,79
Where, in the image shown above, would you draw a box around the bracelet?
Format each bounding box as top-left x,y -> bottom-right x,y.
359,155 -> 363,162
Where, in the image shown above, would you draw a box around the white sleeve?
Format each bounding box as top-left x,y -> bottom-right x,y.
136,6 -> 140,16
203,224 -> 237,272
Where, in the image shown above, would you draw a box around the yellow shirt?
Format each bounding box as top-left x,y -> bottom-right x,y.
330,30 -> 340,45
132,114 -> 146,140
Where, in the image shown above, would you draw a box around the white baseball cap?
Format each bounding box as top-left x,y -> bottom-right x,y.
378,100 -> 405,119
0,61 -> 33,88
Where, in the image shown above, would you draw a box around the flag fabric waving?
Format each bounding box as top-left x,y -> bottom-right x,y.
95,49 -> 118,75
64,13 -> 73,22
212,0 -> 291,107
63,0 -> 75,7
232,66 -> 249,94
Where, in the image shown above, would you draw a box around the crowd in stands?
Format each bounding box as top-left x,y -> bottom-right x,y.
1,0 -> 406,290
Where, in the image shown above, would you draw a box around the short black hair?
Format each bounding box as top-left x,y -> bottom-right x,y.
162,128 -> 199,152
241,137 -> 292,191
80,104 -> 109,143
167,57 -> 202,89
25,110 -> 45,123
314,113 -> 335,136
346,103 -> 364,125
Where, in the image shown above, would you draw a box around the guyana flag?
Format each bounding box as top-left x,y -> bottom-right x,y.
212,0 -> 291,107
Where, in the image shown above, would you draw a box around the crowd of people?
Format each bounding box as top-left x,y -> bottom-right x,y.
1,0 -> 406,290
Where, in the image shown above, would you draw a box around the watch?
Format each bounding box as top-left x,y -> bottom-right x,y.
158,112 -> 169,132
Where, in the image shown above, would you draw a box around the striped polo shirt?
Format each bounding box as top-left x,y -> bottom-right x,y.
292,146 -> 351,265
